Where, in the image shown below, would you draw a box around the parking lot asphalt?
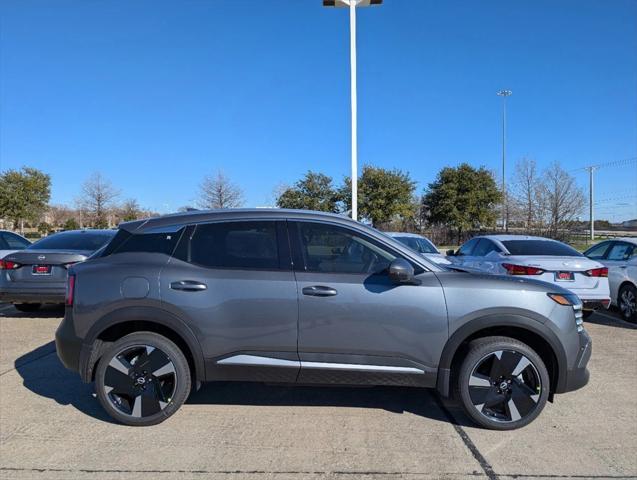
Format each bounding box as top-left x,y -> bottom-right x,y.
0,303 -> 635,480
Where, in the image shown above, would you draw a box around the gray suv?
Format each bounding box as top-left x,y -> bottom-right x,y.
55,209 -> 591,429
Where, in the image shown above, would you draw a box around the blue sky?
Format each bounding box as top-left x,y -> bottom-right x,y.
1,0 -> 636,221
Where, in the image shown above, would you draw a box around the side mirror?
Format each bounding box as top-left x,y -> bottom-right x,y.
446,249 -> 456,256
388,258 -> 416,284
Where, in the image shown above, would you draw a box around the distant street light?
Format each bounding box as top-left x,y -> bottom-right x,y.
497,89 -> 512,232
323,0 -> 382,221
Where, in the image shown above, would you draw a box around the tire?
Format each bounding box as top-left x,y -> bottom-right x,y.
457,336 -> 550,430
618,284 -> 637,324
14,303 -> 41,313
94,331 -> 191,426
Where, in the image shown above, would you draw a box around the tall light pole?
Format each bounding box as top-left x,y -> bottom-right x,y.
497,89 -> 512,232
586,166 -> 597,241
323,0 -> 382,221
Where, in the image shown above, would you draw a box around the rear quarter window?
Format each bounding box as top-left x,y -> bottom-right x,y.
105,229 -> 184,256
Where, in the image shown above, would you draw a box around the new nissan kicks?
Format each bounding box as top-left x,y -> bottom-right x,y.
55,209 -> 591,429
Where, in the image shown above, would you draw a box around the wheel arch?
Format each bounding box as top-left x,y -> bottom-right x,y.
436,314 -> 567,398
80,306 -> 205,385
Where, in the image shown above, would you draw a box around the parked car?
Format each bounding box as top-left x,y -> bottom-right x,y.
0,229 -> 116,312
584,238 -> 637,323
384,232 -> 451,265
447,235 -> 610,317
0,230 -> 31,259
56,210 -> 591,429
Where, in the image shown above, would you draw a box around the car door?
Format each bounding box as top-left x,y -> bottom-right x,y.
602,242 -> 635,302
160,220 -> 300,382
452,238 -> 481,271
471,239 -> 502,273
290,220 -> 447,387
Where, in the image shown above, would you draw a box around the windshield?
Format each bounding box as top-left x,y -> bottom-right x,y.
502,240 -> 582,257
395,236 -> 438,254
28,231 -> 115,251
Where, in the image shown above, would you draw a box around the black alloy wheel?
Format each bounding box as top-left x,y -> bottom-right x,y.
95,332 -> 191,426
619,284 -> 637,323
458,336 -> 549,430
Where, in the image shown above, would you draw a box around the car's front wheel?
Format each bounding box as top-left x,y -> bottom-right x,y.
618,284 -> 637,323
94,331 -> 191,426
457,336 -> 550,430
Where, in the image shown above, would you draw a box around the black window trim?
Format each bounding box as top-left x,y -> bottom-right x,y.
288,219 -> 427,276
177,219 -> 292,272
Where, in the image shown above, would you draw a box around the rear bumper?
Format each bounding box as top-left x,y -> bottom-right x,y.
581,299 -> 611,311
0,286 -> 65,304
55,309 -> 82,373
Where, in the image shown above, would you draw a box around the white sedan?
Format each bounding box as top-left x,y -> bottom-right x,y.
0,230 -> 31,259
384,232 -> 451,265
449,235 -> 610,316
584,238 -> 637,323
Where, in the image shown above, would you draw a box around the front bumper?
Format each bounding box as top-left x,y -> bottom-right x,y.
0,286 -> 65,304
556,329 -> 592,393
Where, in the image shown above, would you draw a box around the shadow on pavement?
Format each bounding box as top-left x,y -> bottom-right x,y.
13,341 -> 116,424
187,381 -> 472,426
14,341 -> 470,426
0,304 -> 65,318
586,310 -> 637,330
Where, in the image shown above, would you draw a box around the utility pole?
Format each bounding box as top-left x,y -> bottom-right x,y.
497,90 -> 512,232
586,166 -> 596,241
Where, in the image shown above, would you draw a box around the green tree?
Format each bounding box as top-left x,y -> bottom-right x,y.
340,166 -> 416,226
0,167 -> 51,233
276,171 -> 339,212
63,218 -> 80,231
423,163 -> 502,239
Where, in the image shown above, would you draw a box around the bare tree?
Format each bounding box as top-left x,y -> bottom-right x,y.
511,158 -> 543,231
119,199 -> 143,222
79,172 -> 119,228
197,171 -> 244,209
539,162 -> 585,238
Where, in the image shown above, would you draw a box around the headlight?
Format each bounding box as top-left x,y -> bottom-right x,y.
547,293 -> 584,332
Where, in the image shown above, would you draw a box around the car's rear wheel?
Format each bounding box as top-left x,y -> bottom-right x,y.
14,303 -> 41,313
94,332 -> 191,426
618,284 -> 637,323
457,336 -> 550,430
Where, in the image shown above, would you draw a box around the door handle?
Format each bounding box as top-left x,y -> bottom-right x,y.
302,285 -> 338,297
170,280 -> 207,292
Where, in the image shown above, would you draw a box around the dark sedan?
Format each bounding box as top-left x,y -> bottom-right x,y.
0,229 -> 115,312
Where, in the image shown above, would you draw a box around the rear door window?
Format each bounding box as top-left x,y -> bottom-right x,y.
472,239 -> 501,257
188,221 -> 282,270
457,238 -> 479,256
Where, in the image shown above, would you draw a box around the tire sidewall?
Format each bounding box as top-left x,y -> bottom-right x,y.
457,337 -> 550,431
619,284 -> 637,323
95,332 -> 191,426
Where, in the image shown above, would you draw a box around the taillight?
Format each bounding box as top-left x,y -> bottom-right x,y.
502,263 -> 545,275
584,267 -> 608,277
65,274 -> 76,306
0,259 -> 20,270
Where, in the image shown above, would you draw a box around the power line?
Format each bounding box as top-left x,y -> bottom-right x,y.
573,156 -> 637,173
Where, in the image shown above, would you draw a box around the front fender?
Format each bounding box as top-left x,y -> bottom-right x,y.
435,313 -> 567,397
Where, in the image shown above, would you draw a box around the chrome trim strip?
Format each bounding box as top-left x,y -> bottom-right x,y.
216,355 -> 425,374
301,361 -> 424,374
217,355 -> 300,368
